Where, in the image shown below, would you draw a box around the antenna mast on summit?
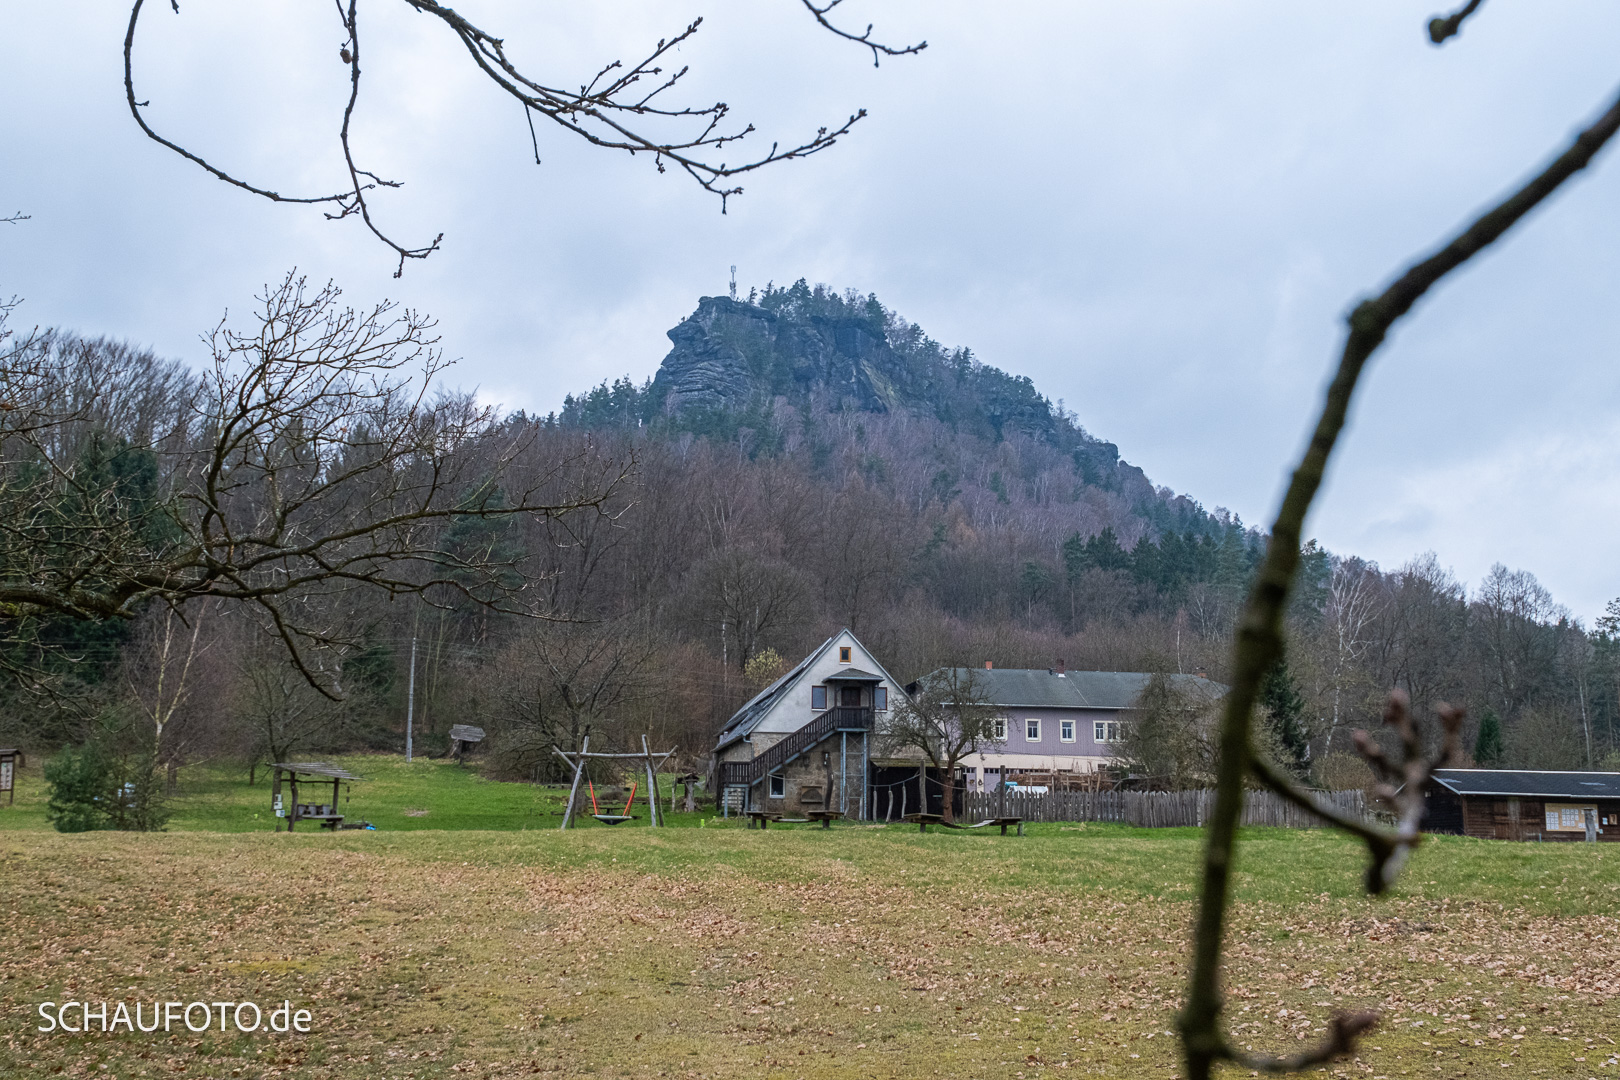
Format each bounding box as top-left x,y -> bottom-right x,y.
729,265 -> 737,301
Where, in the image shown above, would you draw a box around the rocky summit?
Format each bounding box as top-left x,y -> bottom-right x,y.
652,295 -> 902,415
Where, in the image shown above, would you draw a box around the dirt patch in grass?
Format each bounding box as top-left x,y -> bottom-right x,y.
2,829 -> 1618,1078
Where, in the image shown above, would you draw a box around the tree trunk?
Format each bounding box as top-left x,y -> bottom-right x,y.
941,767 -> 956,823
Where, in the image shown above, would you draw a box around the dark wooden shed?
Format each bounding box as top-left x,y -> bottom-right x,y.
1424,769 -> 1620,842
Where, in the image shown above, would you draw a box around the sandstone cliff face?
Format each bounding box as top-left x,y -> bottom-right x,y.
652,296 -> 901,415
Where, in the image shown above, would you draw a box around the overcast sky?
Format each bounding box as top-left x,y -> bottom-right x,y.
3,1 -> 1618,619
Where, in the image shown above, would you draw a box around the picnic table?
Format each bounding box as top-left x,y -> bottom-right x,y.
294,803 -> 346,830
805,810 -> 843,829
270,762 -> 367,832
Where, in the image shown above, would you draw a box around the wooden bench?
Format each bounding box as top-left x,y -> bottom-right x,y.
904,814 -> 1024,835
902,812 -> 947,833
949,816 -> 1024,836
805,810 -> 843,829
745,811 -> 813,829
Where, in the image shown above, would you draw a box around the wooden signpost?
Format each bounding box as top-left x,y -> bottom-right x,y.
0,748 -> 22,806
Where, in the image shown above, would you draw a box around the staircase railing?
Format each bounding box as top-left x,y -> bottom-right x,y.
719,707 -> 873,788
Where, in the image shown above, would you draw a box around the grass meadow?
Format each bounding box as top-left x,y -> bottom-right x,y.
3,754 -> 1620,1079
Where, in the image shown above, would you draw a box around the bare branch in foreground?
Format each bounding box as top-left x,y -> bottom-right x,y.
123,0 -> 921,272
1251,691 -> 1462,893
1429,0 -> 1486,45
797,0 -> 927,66
1176,44 -> 1620,1080
1229,1010 -> 1381,1074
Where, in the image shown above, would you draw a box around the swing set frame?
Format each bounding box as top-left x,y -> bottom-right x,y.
553,734 -> 678,828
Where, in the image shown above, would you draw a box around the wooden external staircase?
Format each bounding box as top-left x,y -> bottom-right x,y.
719,707 -> 872,790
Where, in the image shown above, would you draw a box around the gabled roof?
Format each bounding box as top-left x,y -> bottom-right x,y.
936,668 -> 1223,710
713,631 -> 904,751
713,636 -> 836,750
1431,769 -> 1620,799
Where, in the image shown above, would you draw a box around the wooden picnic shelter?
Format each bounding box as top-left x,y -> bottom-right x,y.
448,724 -> 485,762
271,762 -> 367,831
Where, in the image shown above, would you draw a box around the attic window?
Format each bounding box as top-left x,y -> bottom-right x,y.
839,647 -> 852,664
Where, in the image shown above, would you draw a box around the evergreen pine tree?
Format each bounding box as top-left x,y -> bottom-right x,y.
1259,657 -> 1311,779
1474,710 -> 1504,767
44,744 -> 112,833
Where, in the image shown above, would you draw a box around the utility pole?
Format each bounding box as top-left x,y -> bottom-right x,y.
405,636 -> 417,762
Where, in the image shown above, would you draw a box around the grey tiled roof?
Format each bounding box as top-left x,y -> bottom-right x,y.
938,668 -> 1223,710
1432,769 -> 1620,799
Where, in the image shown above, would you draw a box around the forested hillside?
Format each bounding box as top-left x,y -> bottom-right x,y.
4,281 -> 1617,792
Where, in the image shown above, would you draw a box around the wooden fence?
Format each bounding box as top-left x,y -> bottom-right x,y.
960,788 -> 1368,829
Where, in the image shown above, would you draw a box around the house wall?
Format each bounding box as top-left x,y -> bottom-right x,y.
1424,787 -> 1465,834
1462,796 -> 1620,842
747,631 -> 899,737
1429,789 -> 1620,840
959,706 -> 1122,781
756,732 -> 868,815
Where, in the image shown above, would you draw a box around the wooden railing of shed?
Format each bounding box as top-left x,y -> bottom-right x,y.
719,707 -> 873,789
960,787 -> 1369,829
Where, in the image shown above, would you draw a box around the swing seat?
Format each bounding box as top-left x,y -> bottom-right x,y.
592,814 -> 637,825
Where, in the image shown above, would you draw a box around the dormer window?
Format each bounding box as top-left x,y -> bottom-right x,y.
839,646 -> 852,664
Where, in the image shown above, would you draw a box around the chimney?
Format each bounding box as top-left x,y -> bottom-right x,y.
1056,658 -> 1066,675
984,661 -> 993,670
1195,667 -> 1208,680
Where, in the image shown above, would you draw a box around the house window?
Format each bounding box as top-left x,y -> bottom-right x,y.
992,718 -> 1007,741
1060,719 -> 1075,743
769,773 -> 785,799
1025,718 -> 1040,742
811,685 -> 827,710
875,686 -> 888,711
839,646 -> 852,664
1094,720 -> 1120,743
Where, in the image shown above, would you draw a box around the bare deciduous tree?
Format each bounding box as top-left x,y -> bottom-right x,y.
882,665 -> 997,823
0,273 -> 628,694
